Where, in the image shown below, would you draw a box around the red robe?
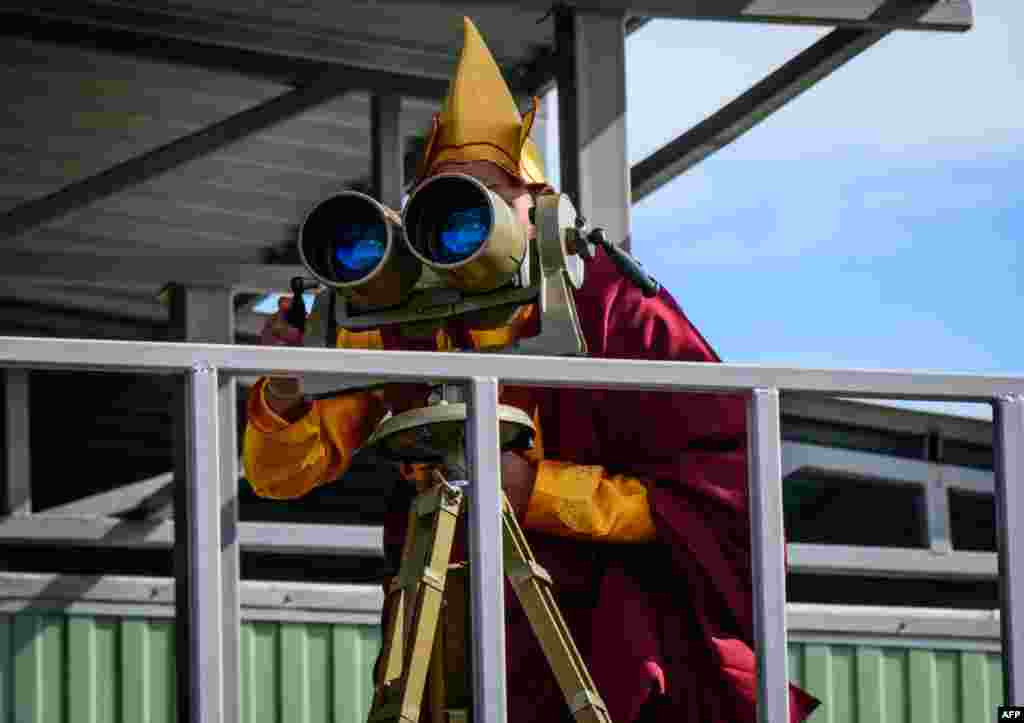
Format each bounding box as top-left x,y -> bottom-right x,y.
379,248 -> 820,722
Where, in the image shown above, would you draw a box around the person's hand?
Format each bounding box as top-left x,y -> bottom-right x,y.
501,450 -> 537,520
258,296 -> 307,416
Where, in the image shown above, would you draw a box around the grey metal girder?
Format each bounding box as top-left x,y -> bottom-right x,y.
631,0 -> 958,202
0,78 -> 360,240
371,93 -> 404,209
0,252 -> 304,294
2,370 -> 31,516
0,4 -> 457,90
556,8 -> 632,250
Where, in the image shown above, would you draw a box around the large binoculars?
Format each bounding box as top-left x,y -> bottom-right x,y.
296,172 -> 658,356
299,173 -> 529,306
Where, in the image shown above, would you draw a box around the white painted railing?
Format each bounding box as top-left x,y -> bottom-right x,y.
1,335 -> 1021,723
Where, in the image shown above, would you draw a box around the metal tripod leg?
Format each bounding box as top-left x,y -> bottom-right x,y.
501,495 -> 613,723
371,484 -> 613,723
369,481 -> 463,723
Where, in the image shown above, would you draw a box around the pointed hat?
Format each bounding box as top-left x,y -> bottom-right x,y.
415,17 -> 548,188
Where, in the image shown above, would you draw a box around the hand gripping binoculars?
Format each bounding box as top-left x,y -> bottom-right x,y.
291,172 -> 659,358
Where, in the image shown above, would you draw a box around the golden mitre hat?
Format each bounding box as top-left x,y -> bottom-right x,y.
415,17 -> 549,189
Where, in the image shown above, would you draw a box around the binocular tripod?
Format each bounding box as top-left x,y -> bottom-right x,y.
367,467 -> 613,723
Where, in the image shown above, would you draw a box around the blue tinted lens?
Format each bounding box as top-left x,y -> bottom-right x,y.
437,206 -> 488,263
333,223 -> 386,274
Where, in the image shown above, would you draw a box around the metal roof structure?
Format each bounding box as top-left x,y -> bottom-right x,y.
0,1 -> 972,339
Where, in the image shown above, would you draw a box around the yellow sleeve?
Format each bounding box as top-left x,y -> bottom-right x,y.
519,404 -> 656,543
243,325 -> 390,499
243,377 -> 387,499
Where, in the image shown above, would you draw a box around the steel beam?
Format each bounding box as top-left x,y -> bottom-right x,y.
631,0 -> 957,203
0,4 -> 455,91
2,370 -> 31,516
747,389 -> 790,723
371,93 -> 404,210
555,8 -> 631,251
788,544 -> 998,580
41,471 -> 173,517
0,515 -> 384,555
466,377 -> 506,723
0,78 -> 359,240
782,441 -> 995,496
994,395 -> 1024,704
298,0 -> 972,31
631,26 -> 887,202
0,251 -> 304,294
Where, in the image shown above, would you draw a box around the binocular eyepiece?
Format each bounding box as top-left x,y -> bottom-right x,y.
298,174 -> 528,309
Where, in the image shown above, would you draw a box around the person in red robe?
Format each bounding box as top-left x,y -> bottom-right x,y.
244,16 -> 819,723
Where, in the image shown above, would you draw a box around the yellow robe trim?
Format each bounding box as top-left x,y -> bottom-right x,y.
243,314 -> 656,542
525,460 -> 657,543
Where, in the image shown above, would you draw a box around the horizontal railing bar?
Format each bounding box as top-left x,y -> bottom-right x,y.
3,571 -> 998,641
788,544 -> 997,580
782,441 -> 995,495
787,602 -> 1001,641
0,571 -> 383,624
1,337 -> 1022,400
3,515 -> 1000,581
0,515 -> 384,557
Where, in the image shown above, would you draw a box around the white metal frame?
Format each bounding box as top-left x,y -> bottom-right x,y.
1,335 -> 1021,723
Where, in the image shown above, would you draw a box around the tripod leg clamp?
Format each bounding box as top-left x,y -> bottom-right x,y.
570,690 -> 610,717
506,560 -> 553,588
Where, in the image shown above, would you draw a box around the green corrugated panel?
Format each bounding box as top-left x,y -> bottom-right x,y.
790,642 -> 1005,723
4,613 -> 1005,723
2,614 -> 380,723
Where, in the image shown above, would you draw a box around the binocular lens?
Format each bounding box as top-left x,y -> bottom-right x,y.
301,194 -> 391,285
434,205 -> 490,263
333,223 -> 387,278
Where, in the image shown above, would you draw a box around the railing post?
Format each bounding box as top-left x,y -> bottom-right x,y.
169,284 -> 241,723
994,394 -> 1024,704
465,377 -> 507,723
747,388 -> 790,723
179,362 -> 225,723
2,369 -> 31,516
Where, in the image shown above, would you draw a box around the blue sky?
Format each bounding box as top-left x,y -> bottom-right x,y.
544,4 -> 1022,419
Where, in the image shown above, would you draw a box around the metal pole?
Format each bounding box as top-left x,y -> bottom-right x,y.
181,362 -> 225,723
994,394 -> 1024,704
554,8 -> 631,252
2,369 -> 31,516
747,388 -> 790,723
170,286 -> 240,723
466,377 -> 507,723
371,93 -> 403,210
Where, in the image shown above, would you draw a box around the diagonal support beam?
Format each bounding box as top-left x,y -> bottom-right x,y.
0,6 -> 454,93
630,26 -> 887,202
0,78 -> 358,240
631,1 -> 952,202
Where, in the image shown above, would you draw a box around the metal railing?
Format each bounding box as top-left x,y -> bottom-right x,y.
1,335 -> 1021,723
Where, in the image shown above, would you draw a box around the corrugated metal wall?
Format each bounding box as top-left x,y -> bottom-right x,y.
1,613 -> 1006,723
0,614 -> 380,723
789,642 -> 1004,723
